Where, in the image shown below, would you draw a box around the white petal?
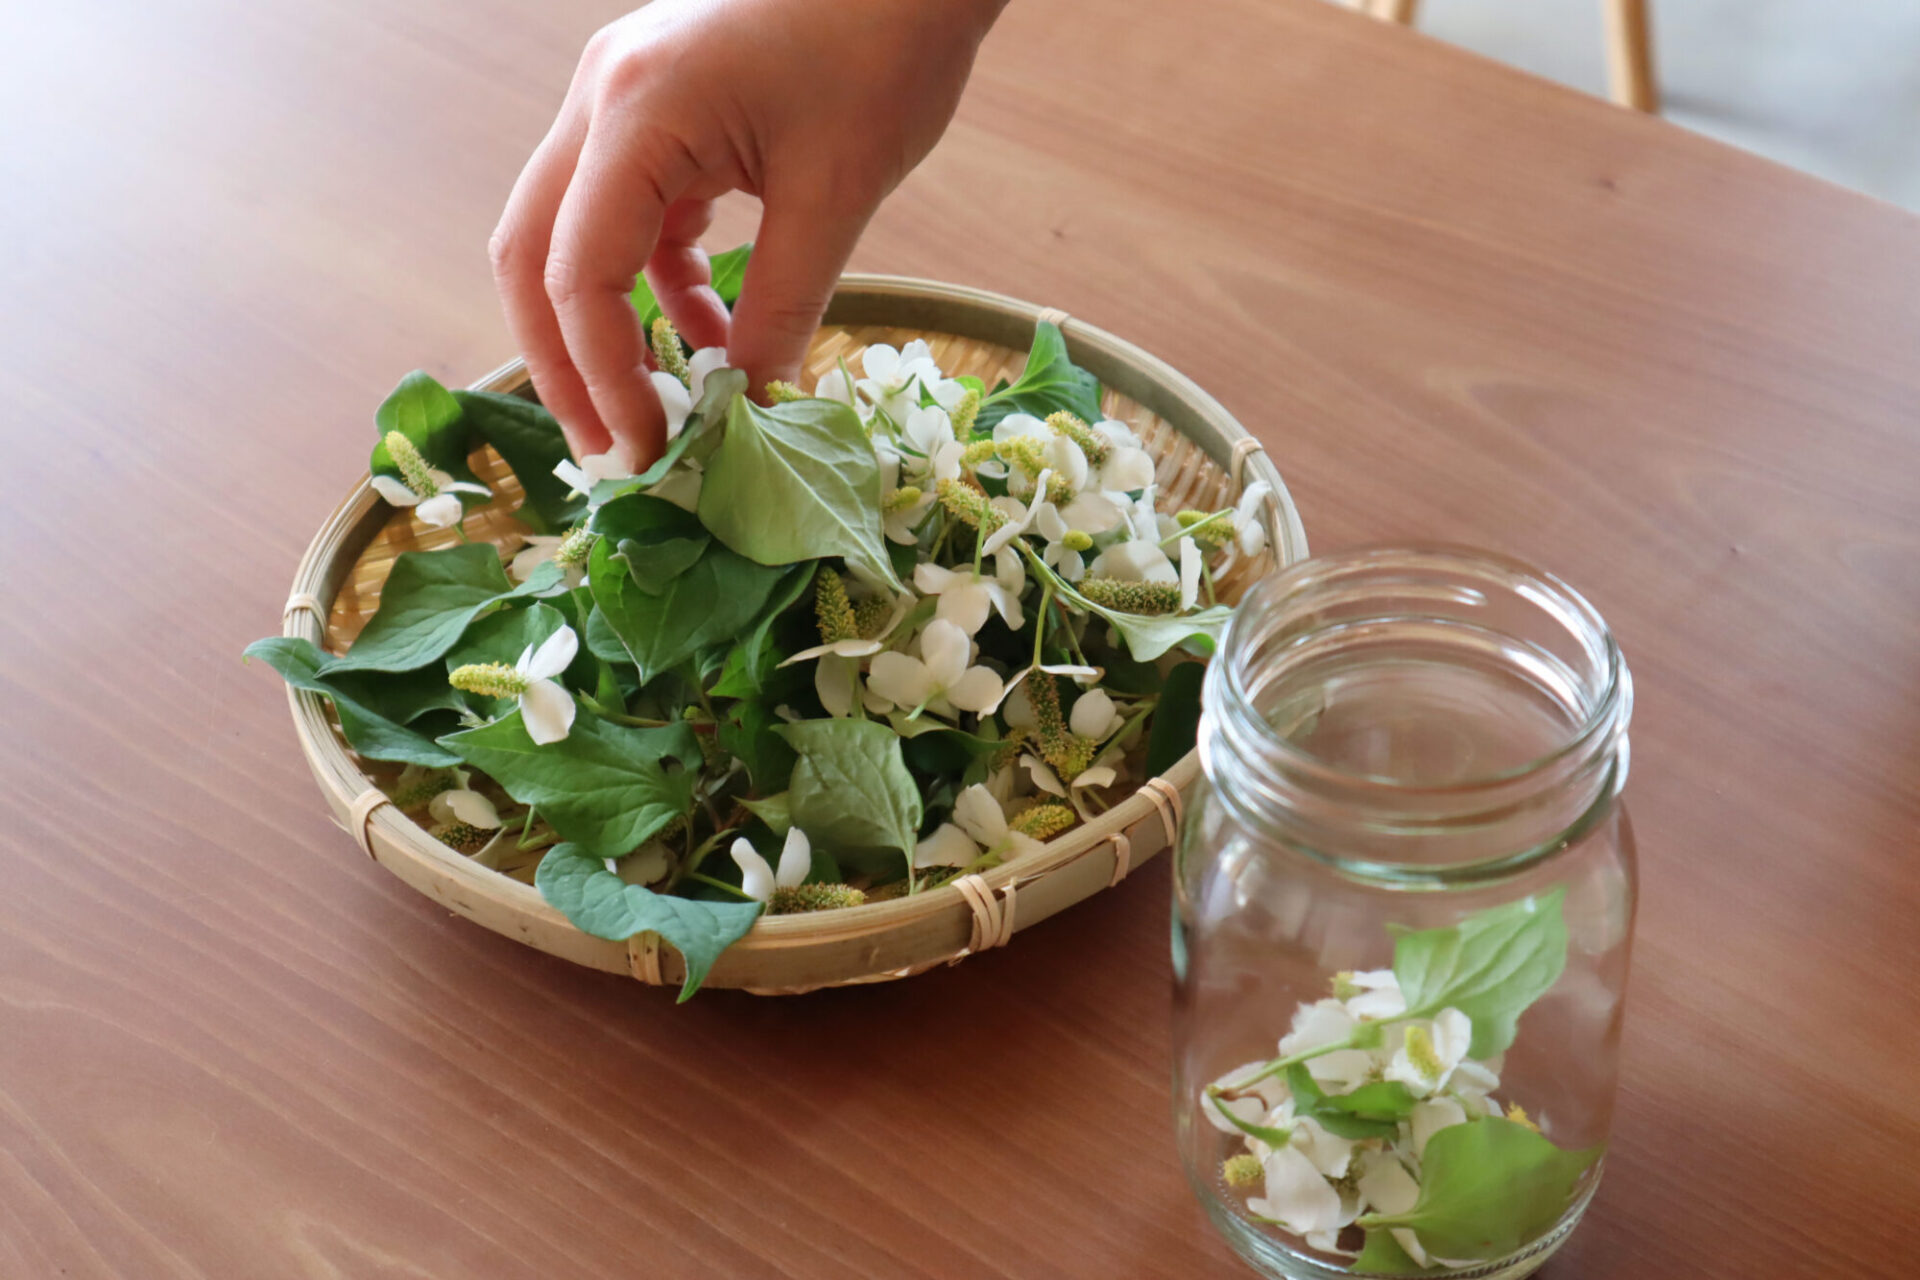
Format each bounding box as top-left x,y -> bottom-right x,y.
1046,435 -> 1090,492
1279,1000 -> 1358,1058
370,474 -> 420,507
1001,678 -> 1038,730
781,638 -> 883,667
582,452 -> 634,484
1034,501 -> 1069,542
917,619 -> 972,688
1059,491 -> 1124,535
1022,754 -> 1067,797
414,493 -> 466,528
431,788 -> 501,829
903,405 -> 954,453
1432,1008 -> 1474,1071
775,826 -> 811,888
1069,688 -> 1120,740
519,678 -> 576,745
686,347 -> 729,402
1450,1059 -> 1502,1102
913,823 -> 979,869
1038,662 -> 1103,684
934,581 -> 992,636
1088,540 -> 1176,584
1308,1050 -> 1379,1094
914,562 -> 960,594
1357,1150 -> 1420,1216
552,459 -> 594,498
1180,536 -> 1202,610
993,549 -> 1026,596
730,838 -> 775,902
1293,1117 -> 1357,1180
520,625 -> 579,680
1250,1145 -> 1343,1236
1071,764 -> 1118,792
815,653 -> 857,718
1202,1090 -> 1267,1135
815,367 -> 854,405
1392,1230 -> 1432,1270
439,480 -> 493,496
651,371 -> 693,440
1100,446 -> 1156,492
984,582 -> 1024,631
947,666 -> 1005,714
1411,1097 -> 1468,1159
861,343 -> 901,381
510,539 -> 559,582
867,652 -> 934,710
991,413 -> 1048,444
952,784 -> 1009,846
929,377 -> 966,410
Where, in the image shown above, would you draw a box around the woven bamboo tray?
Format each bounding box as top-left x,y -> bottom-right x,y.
279,275 -> 1308,993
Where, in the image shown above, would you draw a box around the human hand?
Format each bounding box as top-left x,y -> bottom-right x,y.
490,0 -> 1006,468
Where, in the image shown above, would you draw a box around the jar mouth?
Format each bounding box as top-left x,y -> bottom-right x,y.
1207,546 -> 1629,834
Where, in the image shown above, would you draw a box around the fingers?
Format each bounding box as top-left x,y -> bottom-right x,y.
728,186 -> 876,395
646,198 -> 732,352
489,94 -> 612,462
546,111 -> 701,470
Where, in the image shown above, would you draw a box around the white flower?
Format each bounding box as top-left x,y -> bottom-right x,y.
914,562 -> 1023,635
878,450 -> 936,545
1449,1056 -> 1503,1112
686,347 -> 728,403
651,370 -> 692,441
901,404 -> 956,463
1341,969 -> 1408,1021
1292,1116 -> 1359,1181
857,340 -> 941,422
1410,1096 -> 1469,1159
730,827 -> 810,902
463,626 -> 578,745
866,619 -> 1005,717
1069,687 -> 1124,740
1179,536 -> 1202,609
982,469 -> 1053,557
370,466 -> 489,530
1277,999 -> 1376,1094
1384,1008 -> 1473,1097
553,451 -> 632,500
428,784 -> 499,830
1033,501 -> 1095,580
1087,538 -> 1177,584
1247,1145 -> 1345,1242
814,365 -> 873,422
912,783 -> 1043,868
1097,442 -> 1156,494
1226,480 -> 1273,560
1356,1151 -> 1431,1268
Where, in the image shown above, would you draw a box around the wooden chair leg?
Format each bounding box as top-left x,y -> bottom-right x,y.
1603,0 -> 1659,112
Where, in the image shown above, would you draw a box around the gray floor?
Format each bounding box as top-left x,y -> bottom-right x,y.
1390,0 -> 1920,212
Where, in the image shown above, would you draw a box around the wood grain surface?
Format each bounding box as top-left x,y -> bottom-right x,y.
3,0 -> 1917,1276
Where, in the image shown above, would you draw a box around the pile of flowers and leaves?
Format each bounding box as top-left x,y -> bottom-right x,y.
249,246 -> 1273,998
1202,890 -> 1602,1274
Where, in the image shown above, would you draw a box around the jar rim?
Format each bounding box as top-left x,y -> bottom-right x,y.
1215,545 -> 1629,798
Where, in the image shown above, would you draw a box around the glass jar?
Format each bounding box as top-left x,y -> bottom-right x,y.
1173,548 -> 1635,1280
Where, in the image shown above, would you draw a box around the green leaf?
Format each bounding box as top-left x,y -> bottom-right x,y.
1359,1118 -> 1602,1261
899,723 -> 1005,778
1144,660 -> 1206,775
629,243 -> 751,330
718,562 -> 815,697
591,491 -> 711,594
439,710 -> 702,857
774,719 -> 923,874
534,843 -> 760,1001
587,535 -> 790,685
370,371 -> 484,493
1352,1229 -> 1432,1275
740,793 -> 790,834
716,699 -> 798,794
1284,1064 -> 1399,1141
453,389 -> 585,533
699,393 -> 902,590
329,545 -> 561,674
1326,1080 -> 1420,1122
1206,1092 -> 1293,1148
243,638 -> 460,766
1391,888 -> 1569,1058
975,320 -> 1103,431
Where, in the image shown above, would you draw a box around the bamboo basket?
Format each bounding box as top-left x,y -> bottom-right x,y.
279,276 -> 1308,993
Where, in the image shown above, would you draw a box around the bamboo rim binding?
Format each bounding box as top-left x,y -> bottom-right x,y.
283,275 -> 1307,993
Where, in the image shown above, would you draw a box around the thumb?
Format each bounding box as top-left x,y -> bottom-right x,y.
727,187 -> 876,395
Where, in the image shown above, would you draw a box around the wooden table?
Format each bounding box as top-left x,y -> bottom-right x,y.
4,0 -> 1916,1275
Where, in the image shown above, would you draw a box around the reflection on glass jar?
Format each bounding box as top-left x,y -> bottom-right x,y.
1173,548 -> 1636,1280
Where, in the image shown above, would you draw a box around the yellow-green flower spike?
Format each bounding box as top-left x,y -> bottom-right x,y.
1506,1102 -> 1540,1133
949,388 -> 981,436
936,478 -> 1007,533
649,316 -> 689,384
390,769 -> 457,809
1046,411 -> 1110,464
1010,803 -> 1077,840
1177,508 -> 1232,551
432,822 -> 492,854
1027,672 -> 1097,779
1330,971 -> 1362,1001
1223,1153 -> 1264,1189
554,525 -> 598,568
1077,578 -> 1183,616
883,485 -> 924,514
769,883 -> 867,914
384,430 -> 438,498
990,728 -> 1032,774
1403,1024 -> 1443,1081
449,662 -> 528,698
766,379 -> 804,404
852,594 -> 893,640
995,435 -> 1050,479
959,438 -> 998,469
815,572 -> 860,644
1062,530 -> 1094,552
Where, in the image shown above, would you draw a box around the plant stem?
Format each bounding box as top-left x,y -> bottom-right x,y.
684,871 -> 755,901
1158,508 -> 1230,549
1031,581 -> 1054,669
